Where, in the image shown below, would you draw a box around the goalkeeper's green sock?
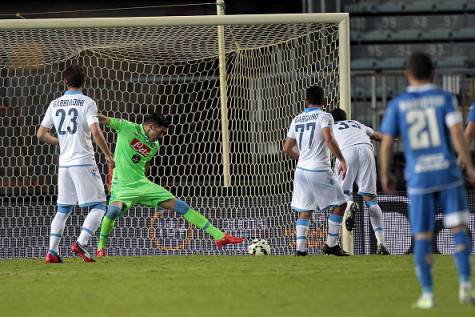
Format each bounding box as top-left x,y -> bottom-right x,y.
97,216 -> 115,249
183,208 -> 225,240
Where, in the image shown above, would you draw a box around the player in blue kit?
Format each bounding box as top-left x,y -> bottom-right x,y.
380,52 -> 475,308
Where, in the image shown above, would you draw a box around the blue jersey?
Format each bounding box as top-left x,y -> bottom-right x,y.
467,101 -> 475,123
380,84 -> 463,194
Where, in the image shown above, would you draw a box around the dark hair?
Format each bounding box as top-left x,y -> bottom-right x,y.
144,112 -> 171,127
305,86 -> 324,105
63,64 -> 86,88
407,52 -> 434,81
330,108 -> 347,122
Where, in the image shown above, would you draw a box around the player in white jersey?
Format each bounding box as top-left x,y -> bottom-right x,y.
330,108 -> 390,255
284,86 -> 349,256
37,64 -> 114,263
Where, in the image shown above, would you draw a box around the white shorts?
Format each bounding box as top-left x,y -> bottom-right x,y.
57,164 -> 106,207
335,144 -> 377,200
291,167 -> 346,212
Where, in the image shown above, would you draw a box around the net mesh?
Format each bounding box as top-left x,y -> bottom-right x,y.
0,21 -> 345,258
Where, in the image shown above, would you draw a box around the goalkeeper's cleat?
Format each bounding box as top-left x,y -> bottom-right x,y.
295,251 -> 308,256
412,294 -> 434,309
96,248 -> 106,257
215,233 -> 244,248
345,202 -> 359,231
377,243 -> 390,255
322,243 -> 349,256
459,285 -> 475,305
71,241 -> 95,262
45,252 -> 63,264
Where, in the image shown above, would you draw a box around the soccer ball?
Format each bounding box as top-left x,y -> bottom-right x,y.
247,238 -> 271,256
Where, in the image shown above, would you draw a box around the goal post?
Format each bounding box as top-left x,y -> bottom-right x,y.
0,13 -> 352,258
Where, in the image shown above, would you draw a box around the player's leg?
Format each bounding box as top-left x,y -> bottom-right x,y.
97,201 -> 127,255
361,195 -> 389,255
335,148 -> 359,231
440,186 -> 474,304
45,167 -> 77,263
310,170 -> 348,256
408,192 -> 435,309
159,198 -> 244,247
356,146 -> 389,254
290,169 -> 315,256
70,165 -> 108,261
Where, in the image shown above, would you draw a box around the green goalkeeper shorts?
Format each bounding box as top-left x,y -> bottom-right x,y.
109,179 -> 175,210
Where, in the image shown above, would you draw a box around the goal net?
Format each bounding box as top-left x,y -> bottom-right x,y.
0,14 -> 350,258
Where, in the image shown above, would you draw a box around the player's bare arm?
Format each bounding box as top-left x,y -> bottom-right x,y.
450,122 -> 475,185
90,123 -> 115,169
97,113 -> 110,125
322,127 -> 346,178
283,137 -> 299,160
379,134 -> 395,194
36,126 -> 59,145
370,131 -> 383,141
464,121 -> 475,146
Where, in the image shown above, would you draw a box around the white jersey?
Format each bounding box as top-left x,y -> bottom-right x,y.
40,91 -> 99,166
287,108 -> 334,170
332,120 -> 374,151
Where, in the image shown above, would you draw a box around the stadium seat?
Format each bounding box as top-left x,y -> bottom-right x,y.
351,58 -> 378,70
390,30 -> 422,41
437,1 -> 467,12
379,58 -> 407,70
344,2 -> 376,13
350,31 -> 362,42
362,30 -> 391,42
453,27 -> 475,40
405,0 -> 437,12
376,2 -> 406,13
436,56 -> 467,68
420,28 -> 454,40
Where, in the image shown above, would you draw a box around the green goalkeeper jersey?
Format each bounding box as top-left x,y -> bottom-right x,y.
108,117 -> 160,183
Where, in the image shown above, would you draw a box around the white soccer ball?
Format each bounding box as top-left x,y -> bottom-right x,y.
247,238 -> 271,256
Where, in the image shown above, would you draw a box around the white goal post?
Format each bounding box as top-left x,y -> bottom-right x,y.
0,13 -> 352,257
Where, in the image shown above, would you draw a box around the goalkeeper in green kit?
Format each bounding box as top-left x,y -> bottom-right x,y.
96,112 -> 244,256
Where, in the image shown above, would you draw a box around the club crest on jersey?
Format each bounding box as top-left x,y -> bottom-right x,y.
130,138 -> 151,157
132,154 -> 141,164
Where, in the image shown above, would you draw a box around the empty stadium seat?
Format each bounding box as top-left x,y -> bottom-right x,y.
390,30 -> 422,41
362,30 -> 392,42
351,58 -> 378,70
421,28 -> 454,40
379,57 -> 407,69
453,27 -> 475,40
405,0 -> 437,12
436,56 -> 468,68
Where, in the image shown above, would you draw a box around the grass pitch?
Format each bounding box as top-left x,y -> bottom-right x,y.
0,255 -> 473,317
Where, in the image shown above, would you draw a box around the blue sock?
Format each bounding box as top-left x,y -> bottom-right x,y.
296,219 -> 310,252
414,239 -> 433,294
453,230 -> 472,283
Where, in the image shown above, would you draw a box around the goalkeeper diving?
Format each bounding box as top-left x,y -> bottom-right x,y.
96,112 -> 244,257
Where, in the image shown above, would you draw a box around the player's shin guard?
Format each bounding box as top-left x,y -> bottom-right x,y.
49,205 -> 72,255
453,230 -> 472,285
98,205 -> 121,249
366,200 -> 384,244
296,219 -> 310,252
326,213 -> 343,247
77,203 -> 107,246
414,239 -> 433,295
181,205 -> 224,240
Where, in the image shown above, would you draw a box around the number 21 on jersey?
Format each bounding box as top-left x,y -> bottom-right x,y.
406,108 -> 441,150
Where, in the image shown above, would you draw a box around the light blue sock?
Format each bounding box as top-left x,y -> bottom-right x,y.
453,230 -> 472,283
414,239 -> 433,294
296,219 -> 310,252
